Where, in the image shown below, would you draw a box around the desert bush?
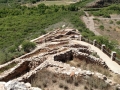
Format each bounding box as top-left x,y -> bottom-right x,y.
99,25 -> 104,30
59,83 -> 64,88
116,21 -> 120,25
103,14 -> 110,18
22,41 -> 36,53
93,18 -> 100,22
64,85 -> 69,90
87,76 -> 110,90
91,52 -> 100,58
74,82 -> 79,86
66,77 -> 73,84
84,86 -> 88,89
52,79 -> 57,83
109,20 -> 113,24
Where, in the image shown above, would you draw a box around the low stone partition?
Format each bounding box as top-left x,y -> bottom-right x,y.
51,38 -> 69,42
28,57 -> 46,70
46,41 -> 69,48
73,50 -> 108,69
54,47 -> 108,69
64,44 -> 89,49
0,61 -> 31,82
0,56 -> 46,82
0,60 -> 19,71
78,48 -> 91,54
20,48 -> 48,59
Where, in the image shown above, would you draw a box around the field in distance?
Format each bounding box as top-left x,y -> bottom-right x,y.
23,0 -> 80,7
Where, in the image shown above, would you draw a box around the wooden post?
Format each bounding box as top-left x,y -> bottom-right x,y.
101,44 -> 105,51
111,51 -> 116,61
80,35 -> 82,41
93,39 -> 96,46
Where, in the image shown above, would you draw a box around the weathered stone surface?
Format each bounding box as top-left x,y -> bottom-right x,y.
31,87 -> 42,90
25,83 -> 31,88
0,81 -> 41,90
0,82 -> 6,90
5,80 -> 28,90
116,84 -> 120,90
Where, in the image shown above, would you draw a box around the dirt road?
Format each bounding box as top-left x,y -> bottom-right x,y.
82,12 -> 100,35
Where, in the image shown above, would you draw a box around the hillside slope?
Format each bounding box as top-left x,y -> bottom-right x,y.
0,28 -> 120,90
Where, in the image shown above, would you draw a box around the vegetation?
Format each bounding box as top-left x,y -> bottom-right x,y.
90,4 -> 120,17
30,69 -> 115,90
22,41 -> 36,53
109,20 -> 113,24
116,21 -> 120,25
99,25 -> 104,30
0,3 -> 80,64
0,0 -> 120,64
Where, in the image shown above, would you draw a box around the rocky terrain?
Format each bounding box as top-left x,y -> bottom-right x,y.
0,28 -> 120,90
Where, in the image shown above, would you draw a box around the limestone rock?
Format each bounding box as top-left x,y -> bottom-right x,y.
116,84 -> 120,90
5,80 -> 28,90
3,80 -> 42,90
25,83 -> 31,88
31,87 -> 42,90
0,82 -> 6,90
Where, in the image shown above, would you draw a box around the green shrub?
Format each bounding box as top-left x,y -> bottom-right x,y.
99,25 -> 104,30
116,21 -> 120,25
93,18 -> 100,22
103,14 -> 110,18
22,41 -> 36,53
109,20 -> 113,24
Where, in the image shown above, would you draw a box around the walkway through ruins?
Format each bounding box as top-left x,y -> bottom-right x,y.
72,40 -> 120,74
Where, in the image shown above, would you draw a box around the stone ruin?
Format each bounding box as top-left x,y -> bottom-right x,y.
0,28 -> 120,90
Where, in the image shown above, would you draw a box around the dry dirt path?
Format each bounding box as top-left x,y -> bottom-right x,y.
72,40 -> 120,74
97,17 -> 120,20
82,12 -> 100,35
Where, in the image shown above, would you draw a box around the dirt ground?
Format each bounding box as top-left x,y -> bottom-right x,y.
93,16 -> 120,44
23,0 -> 80,7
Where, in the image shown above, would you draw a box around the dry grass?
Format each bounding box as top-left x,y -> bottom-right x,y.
68,58 -> 120,85
93,18 -> 120,44
112,74 -> 120,84
30,69 -> 85,90
29,68 -> 116,90
67,58 -> 111,77
86,76 -> 111,90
